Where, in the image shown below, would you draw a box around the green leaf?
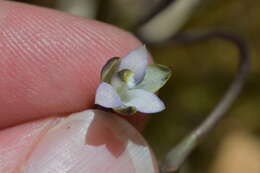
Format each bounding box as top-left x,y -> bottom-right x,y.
135,64 -> 172,92
113,106 -> 137,115
101,57 -> 120,83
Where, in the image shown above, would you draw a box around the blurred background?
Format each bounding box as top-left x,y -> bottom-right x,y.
10,0 -> 260,172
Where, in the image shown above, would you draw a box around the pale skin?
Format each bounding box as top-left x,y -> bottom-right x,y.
0,1 -> 159,172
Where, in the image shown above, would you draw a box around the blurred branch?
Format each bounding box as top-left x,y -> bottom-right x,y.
55,0 -> 99,18
160,31 -> 250,173
132,0 -> 176,31
136,0 -> 203,43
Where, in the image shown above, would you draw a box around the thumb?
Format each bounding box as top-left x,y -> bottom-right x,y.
0,110 -> 159,173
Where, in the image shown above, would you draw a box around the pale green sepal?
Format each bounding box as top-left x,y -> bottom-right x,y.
113,106 -> 137,115
135,64 -> 172,92
101,57 -> 120,83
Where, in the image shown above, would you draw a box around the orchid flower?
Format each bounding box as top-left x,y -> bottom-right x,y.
95,46 -> 171,115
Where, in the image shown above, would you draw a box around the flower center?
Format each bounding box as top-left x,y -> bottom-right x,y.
118,69 -> 136,88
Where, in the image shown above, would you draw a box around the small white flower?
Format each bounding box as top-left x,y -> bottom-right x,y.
95,46 -> 172,115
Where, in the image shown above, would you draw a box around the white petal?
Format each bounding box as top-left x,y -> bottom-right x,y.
119,46 -> 148,82
124,89 -> 165,113
95,82 -> 123,108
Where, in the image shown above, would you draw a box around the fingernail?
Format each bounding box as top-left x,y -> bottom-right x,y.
23,110 -> 159,173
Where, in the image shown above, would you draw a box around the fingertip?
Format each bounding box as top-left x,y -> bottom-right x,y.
0,1 -> 150,128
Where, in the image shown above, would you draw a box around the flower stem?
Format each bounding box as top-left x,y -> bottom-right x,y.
160,31 -> 250,173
